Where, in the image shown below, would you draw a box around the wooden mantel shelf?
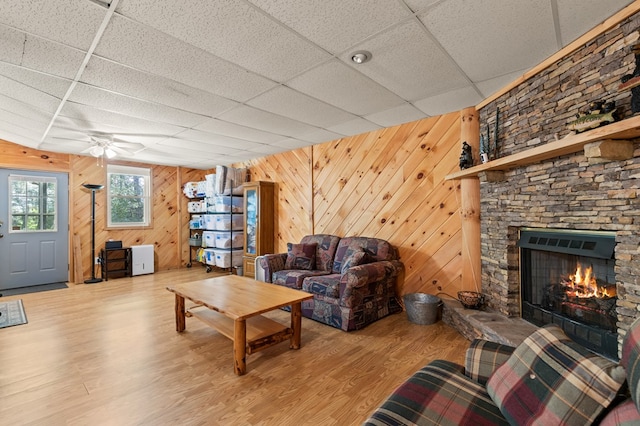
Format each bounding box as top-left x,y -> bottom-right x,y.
445,114 -> 640,180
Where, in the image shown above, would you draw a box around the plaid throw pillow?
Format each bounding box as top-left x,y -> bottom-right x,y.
486,325 -> 625,425
285,243 -> 317,270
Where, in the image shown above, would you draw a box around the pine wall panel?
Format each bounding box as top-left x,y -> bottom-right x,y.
241,111 -> 463,296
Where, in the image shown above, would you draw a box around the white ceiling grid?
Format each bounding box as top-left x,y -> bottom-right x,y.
0,0 -> 634,168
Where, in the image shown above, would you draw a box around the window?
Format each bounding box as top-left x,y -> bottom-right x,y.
9,175 -> 58,232
107,165 -> 152,228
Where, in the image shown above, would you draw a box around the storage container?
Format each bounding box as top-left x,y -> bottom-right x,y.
203,248 -> 243,268
214,231 -> 243,249
213,195 -> 243,213
189,216 -> 203,229
202,214 -> 217,230
213,214 -> 244,231
188,200 -> 205,213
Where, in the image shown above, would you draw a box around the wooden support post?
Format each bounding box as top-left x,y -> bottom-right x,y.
460,107 -> 482,293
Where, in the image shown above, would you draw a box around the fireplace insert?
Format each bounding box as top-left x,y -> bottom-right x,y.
518,228 -> 618,359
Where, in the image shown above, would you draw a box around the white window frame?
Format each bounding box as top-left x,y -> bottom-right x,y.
8,175 -> 58,233
106,164 -> 152,228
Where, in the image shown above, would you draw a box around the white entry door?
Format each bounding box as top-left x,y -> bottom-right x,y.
0,169 -> 69,290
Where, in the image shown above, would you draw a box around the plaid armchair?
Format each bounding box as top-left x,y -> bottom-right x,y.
364,317 -> 640,425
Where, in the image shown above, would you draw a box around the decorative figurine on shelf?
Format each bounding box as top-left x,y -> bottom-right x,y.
459,141 -> 473,169
620,43 -> 640,114
566,99 -> 618,133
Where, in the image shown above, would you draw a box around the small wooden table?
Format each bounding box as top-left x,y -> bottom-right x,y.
166,275 -> 313,376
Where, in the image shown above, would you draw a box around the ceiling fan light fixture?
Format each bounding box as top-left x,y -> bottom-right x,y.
351,51 -> 371,64
89,146 -> 103,157
105,147 -> 117,159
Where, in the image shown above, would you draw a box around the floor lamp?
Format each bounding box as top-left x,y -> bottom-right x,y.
83,183 -> 104,284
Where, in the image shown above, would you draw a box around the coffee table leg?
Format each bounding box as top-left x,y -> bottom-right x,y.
175,294 -> 186,332
234,319 -> 247,375
290,302 -> 302,349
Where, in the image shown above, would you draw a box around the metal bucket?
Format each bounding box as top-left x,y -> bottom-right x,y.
403,293 -> 442,325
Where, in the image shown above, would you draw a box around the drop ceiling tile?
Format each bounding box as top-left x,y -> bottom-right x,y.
115,1 -> 331,81
327,118 -> 381,136
20,34 -> 87,79
288,60 -> 405,116
0,114 -> 45,143
475,69 -> 528,99
343,19 -> 469,101
174,129 -> 266,151
81,57 -> 238,117
272,138 -> 314,150
295,128 -> 344,144
247,0 -> 412,53
94,15 -> 276,102
557,0 -> 634,46
413,85 -> 483,116
0,75 -> 63,113
156,137 -> 243,154
0,0 -> 106,50
402,0 -> 444,13
68,84 -> 209,128
247,144 -> 288,155
364,103 -> 426,127
420,0 -> 558,82
57,102 -> 186,137
192,119 -> 284,144
0,62 -> 71,99
0,93 -> 55,124
217,105 -> 320,138
0,24 -> 26,64
247,86 -> 357,127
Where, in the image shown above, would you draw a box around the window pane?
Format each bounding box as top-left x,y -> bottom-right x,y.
111,197 -> 145,223
11,196 -> 26,214
26,215 -> 40,230
8,176 -> 57,233
26,181 -> 40,197
11,215 -> 24,231
43,215 -> 55,230
45,196 -> 56,214
11,180 -> 26,195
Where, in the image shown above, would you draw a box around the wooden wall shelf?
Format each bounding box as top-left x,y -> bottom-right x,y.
445,114 -> 640,180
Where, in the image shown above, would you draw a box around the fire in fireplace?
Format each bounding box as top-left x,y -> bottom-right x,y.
519,228 -> 618,359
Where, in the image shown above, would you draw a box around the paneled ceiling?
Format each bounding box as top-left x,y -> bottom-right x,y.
0,0 -> 634,169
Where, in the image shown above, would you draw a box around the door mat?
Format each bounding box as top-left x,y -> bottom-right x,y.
0,282 -> 68,297
0,299 -> 28,329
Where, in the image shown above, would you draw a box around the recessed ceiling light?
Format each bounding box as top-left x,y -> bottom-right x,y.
351,51 -> 371,64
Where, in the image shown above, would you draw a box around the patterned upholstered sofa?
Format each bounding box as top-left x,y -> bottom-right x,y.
257,234 -> 403,331
364,317 -> 640,425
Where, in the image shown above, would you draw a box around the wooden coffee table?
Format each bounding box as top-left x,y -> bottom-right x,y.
166,275 -> 313,375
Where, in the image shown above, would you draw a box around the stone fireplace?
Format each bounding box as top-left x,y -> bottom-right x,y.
450,11 -> 640,357
518,227 -> 617,358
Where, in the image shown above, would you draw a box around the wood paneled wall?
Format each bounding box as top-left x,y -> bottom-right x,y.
244,111 -> 463,296
0,139 -> 210,282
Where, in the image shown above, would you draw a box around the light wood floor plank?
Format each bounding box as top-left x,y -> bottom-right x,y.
0,268 -> 469,425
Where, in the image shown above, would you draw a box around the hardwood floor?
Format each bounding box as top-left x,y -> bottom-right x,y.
1,268 -> 470,425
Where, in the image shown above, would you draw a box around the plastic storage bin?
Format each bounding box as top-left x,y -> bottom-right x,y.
213,195 -> 243,213
204,248 -> 243,268
208,231 -> 243,249
189,216 -> 203,229
188,200 -> 205,213
214,214 -> 244,231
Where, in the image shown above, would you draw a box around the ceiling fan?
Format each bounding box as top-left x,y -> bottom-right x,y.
81,133 -> 146,160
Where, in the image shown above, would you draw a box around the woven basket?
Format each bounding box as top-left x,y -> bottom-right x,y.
457,291 -> 484,309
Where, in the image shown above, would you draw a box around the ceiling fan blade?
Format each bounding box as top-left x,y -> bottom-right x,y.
112,140 -> 145,152
109,145 -> 135,157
